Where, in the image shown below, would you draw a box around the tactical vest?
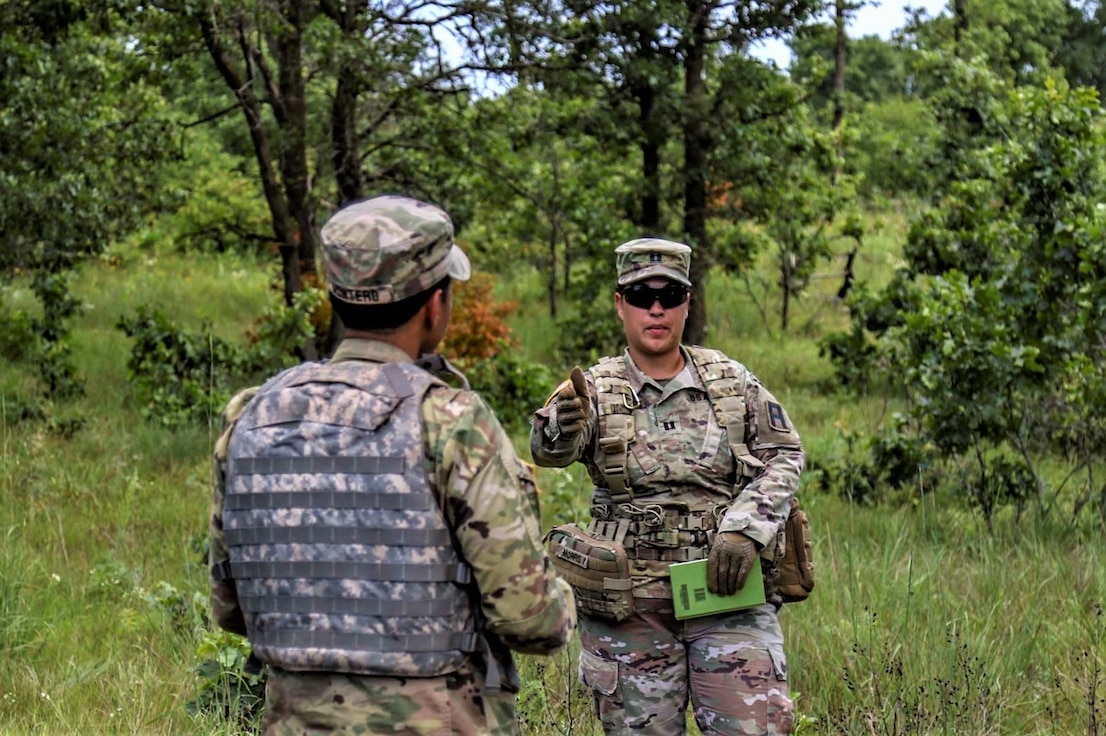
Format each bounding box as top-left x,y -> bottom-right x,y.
221,359 -> 478,678
585,347 -> 766,561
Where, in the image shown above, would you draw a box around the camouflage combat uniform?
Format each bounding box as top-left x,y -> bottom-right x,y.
212,339 -> 576,736
530,346 -> 803,735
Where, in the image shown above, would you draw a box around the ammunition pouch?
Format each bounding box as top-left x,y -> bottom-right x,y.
545,524 -> 634,622
777,499 -> 815,603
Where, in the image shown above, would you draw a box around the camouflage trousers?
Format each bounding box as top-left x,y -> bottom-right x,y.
261,665 -> 519,736
578,601 -> 793,735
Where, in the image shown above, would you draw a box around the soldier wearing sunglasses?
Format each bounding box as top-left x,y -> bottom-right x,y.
530,238 -> 804,735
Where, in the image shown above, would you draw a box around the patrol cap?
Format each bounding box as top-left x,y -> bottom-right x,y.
320,194 -> 472,306
615,238 -> 692,288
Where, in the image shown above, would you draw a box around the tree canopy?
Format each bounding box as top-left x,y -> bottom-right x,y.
3,0 -> 1106,525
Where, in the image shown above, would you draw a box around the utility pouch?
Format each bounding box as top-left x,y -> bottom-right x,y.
545,524 -> 634,622
777,499 -> 815,603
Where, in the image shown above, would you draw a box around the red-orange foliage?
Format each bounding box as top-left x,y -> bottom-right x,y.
441,272 -> 517,367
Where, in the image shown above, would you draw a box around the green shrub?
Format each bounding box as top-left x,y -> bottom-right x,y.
116,288 -> 321,427
467,350 -> 557,435
0,302 -> 35,361
117,306 -> 255,427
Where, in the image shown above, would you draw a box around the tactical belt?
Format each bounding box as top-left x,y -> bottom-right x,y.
586,502 -> 719,564
631,546 -> 708,562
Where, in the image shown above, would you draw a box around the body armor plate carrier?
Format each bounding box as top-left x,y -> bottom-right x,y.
584,347 -> 814,602
585,346 -> 763,558
222,360 -> 479,677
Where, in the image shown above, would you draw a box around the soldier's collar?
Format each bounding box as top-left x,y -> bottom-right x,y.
330,338 -> 411,365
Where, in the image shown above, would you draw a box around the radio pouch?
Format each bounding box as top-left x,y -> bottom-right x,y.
545,524 -> 634,622
777,498 -> 815,603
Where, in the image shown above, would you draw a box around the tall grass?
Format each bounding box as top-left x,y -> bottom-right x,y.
0,225 -> 1102,735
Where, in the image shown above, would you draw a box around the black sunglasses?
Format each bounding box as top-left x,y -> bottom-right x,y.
620,282 -> 690,310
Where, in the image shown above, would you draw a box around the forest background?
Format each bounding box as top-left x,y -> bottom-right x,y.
1,0 -> 1104,733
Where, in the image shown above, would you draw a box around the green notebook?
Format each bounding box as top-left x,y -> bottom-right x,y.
669,556 -> 766,619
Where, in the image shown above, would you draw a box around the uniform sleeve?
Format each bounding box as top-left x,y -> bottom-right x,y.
425,390 -> 576,655
528,374 -> 596,468
209,387 -> 259,637
717,375 -> 804,554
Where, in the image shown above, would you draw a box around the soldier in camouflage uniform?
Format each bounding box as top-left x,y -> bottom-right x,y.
530,239 -> 804,735
210,194 -> 576,736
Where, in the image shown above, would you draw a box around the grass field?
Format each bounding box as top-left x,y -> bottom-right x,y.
1,216 -> 1102,735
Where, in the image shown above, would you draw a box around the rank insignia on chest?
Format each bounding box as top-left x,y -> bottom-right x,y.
661,419 -> 678,432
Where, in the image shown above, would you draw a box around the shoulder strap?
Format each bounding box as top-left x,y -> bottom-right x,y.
592,356 -> 636,503
686,346 -> 765,479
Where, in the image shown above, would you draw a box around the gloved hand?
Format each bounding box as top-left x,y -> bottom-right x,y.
554,366 -> 591,438
706,532 -> 758,596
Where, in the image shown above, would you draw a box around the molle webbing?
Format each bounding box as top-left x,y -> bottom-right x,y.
225,527 -> 451,547
592,356 -> 637,502
227,560 -> 472,583
592,347 -> 761,501
545,524 -> 634,622
686,347 -> 765,478
231,456 -> 405,476
222,490 -> 430,511
250,630 -> 479,654
239,594 -> 459,617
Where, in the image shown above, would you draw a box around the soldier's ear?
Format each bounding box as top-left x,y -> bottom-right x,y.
424,286 -> 449,329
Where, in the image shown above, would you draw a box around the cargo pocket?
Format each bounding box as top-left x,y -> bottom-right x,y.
768,644 -> 788,682
578,649 -> 620,724
766,644 -> 794,735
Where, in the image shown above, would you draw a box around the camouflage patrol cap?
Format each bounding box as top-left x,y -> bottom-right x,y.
320,195 -> 472,305
615,238 -> 692,288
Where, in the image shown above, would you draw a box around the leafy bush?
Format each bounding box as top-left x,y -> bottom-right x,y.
116,288 -> 322,427
441,272 -> 518,364
117,307 -> 255,427
812,418 -> 939,506
468,350 -> 557,434
823,63 -> 1106,526
553,298 -> 623,368
0,260 -> 85,427
0,301 -> 34,361
188,628 -> 264,732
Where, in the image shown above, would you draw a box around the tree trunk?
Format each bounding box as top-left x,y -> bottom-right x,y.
837,245 -> 858,300
199,4 -> 320,360
198,11 -> 302,308
639,84 -> 662,231
954,0 -> 968,50
276,0 -> 317,282
832,0 -> 847,132
682,0 -> 710,346
332,74 -> 362,206
327,3 -> 364,206
275,0 -> 318,360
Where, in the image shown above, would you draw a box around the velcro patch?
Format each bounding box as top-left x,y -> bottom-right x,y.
556,546 -> 590,569
767,402 -> 789,433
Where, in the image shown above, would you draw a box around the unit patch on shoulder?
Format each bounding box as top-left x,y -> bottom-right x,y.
767,402 -> 790,433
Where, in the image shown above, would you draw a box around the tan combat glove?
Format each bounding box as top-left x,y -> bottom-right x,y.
706,532 -> 758,596
554,366 -> 591,439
